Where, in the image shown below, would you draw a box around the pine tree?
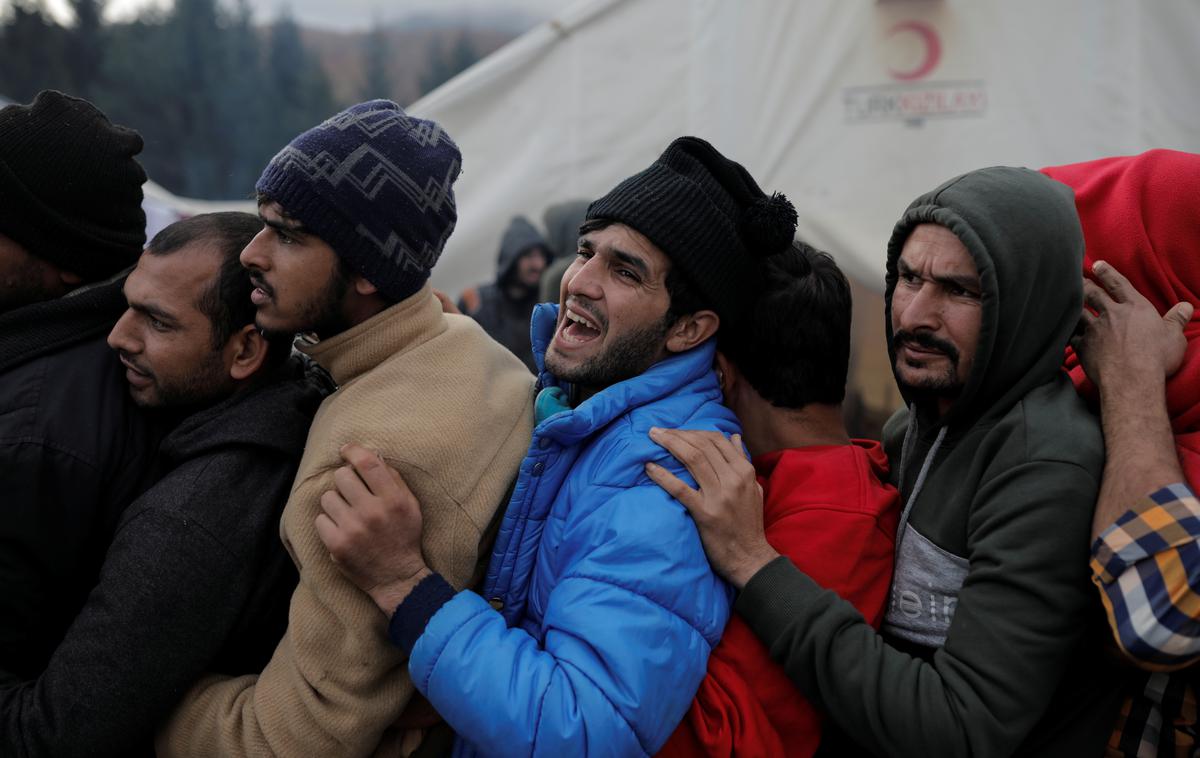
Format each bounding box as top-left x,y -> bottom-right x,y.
362,17 -> 391,101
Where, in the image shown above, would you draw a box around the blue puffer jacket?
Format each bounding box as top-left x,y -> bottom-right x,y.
409,304 -> 736,757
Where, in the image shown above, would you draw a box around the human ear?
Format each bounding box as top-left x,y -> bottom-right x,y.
665,309 -> 720,354
227,324 -> 270,381
714,350 -> 737,396
352,275 -> 379,296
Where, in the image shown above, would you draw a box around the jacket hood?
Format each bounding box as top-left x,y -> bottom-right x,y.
541,199 -> 591,260
495,216 -> 549,282
158,355 -> 331,463
528,302 -> 719,441
884,167 -> 1084,428
1043,149 -> 1200,489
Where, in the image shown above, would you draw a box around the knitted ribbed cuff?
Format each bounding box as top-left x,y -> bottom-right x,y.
387,572 -> 458,655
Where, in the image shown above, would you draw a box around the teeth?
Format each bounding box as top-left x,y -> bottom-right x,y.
566,311 -> 595,330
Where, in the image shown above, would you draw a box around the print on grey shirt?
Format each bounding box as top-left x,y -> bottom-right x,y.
882,524 -> 969,648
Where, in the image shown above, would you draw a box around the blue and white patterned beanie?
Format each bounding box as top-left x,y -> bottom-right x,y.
256,100 -> 462,302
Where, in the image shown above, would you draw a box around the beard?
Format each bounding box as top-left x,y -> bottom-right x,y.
891,329 -> 965,405
0,253 -> 57,315
546,311 -> 673,392
124,350 -> 233,410
259,262 -> 351,341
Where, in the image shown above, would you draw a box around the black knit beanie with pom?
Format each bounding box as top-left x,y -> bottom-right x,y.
586,136 -> 797,328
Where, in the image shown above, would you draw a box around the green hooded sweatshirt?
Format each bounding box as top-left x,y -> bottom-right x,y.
736,167 -> 1124,757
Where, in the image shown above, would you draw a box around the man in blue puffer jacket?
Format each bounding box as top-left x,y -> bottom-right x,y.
315,137 -> 798,757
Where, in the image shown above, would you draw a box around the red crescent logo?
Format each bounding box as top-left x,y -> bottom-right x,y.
887,21 -> 941,81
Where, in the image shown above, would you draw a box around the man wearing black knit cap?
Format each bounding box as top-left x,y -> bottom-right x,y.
312,136 -> 798,756
0,90 -> 157,684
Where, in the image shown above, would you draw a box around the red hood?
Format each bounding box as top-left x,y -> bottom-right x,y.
1042,149 -> 1200,489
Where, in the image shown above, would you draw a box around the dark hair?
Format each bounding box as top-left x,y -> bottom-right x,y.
577,217 -> 709,323
719,241 -> 851,409
146,212 -> 292,366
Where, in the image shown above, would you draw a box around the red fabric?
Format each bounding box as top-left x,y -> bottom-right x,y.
657,441 -> 900,758
1041,150 -> 1200,490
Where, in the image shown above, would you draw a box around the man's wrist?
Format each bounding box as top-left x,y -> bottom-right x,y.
368,565 -> 433,617
1096,365 -> 1167,404
727,544 -> 781,590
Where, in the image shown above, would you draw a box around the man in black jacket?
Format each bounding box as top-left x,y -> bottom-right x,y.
0,212 -> 331,758
0,90 -> 156,681
459,215 -> 552,370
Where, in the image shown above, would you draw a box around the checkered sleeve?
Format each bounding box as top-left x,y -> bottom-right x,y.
1091,483 -> 1200,670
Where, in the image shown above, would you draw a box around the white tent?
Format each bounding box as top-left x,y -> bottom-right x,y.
411,0 -> 1200,295
141,180 -> 256,244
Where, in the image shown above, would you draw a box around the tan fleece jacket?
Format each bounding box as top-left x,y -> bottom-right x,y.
157,285 -> 535,757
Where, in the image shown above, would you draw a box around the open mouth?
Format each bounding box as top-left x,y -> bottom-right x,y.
556,304 -> 603,346
248,273 -> 274,305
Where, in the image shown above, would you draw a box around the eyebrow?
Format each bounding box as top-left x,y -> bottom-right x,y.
128,300 -> 179,326
259,209 -> 307,236
578,235 -> 653,279
897,259 -> 980,291
611,249 -> 651,278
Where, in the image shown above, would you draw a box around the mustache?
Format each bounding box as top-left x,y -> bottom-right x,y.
563,296 -> 608,331
892,330 -> 960,364
248,271 -> 274,297
118,351 -> 152,376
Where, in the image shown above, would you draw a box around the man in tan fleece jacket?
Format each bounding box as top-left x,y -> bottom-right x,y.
157,101 -> 535,757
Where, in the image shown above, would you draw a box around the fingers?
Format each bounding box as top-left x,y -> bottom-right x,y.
432,288 -> 462,315
339,444 -> 392,496
332,461 -> 371,505
315,512 -> 344,557
1091,260 -> 1132,303
649,428 -> 722,486
644,461 -> 701,511
318,488 -> 353,526
1083,279 -> 1114,315
1165,301 -> 1195,331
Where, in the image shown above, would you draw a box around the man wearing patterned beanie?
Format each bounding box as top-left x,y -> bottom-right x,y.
309,136 -> 798,756
158,101 -> 537,758
0,91 -> 158,687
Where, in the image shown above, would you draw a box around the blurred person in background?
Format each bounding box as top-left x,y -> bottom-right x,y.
459,215 -> 552,370
0,212 -> 327,758
539,198 -> 591,304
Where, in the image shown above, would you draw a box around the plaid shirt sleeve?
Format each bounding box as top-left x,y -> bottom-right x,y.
1091,483 -> 1200,670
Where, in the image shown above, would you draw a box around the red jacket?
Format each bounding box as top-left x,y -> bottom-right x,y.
1042,149 -> 1200,490
658,440 -> 900,758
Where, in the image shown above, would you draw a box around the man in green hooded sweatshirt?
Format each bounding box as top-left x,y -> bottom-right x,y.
648,166 -> 1123,756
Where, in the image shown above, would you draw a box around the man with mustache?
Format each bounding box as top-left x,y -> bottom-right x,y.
314,136 -> 798,755
650,167 -> 1121,756
157,100 -> 536,757
0,212 -> 328,757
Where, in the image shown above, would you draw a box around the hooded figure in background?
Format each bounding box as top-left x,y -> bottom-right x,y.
539,199 -> 591,304
459,216 -> 551,370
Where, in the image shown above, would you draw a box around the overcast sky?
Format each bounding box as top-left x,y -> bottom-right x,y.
14,0 -> 565,30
